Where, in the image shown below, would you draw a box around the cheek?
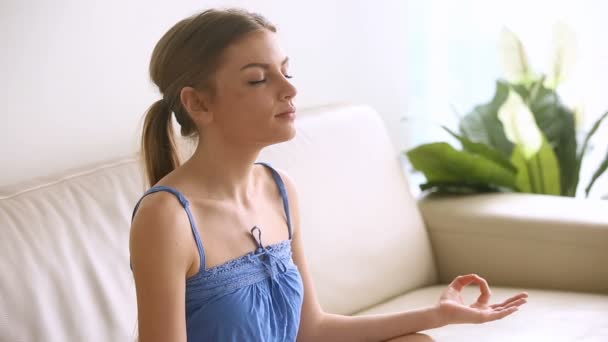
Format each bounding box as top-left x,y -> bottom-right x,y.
223,83 -> 266,106
228,87 -> 273,115
215,89 -> 271,129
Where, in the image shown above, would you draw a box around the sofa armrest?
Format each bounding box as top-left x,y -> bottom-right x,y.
418,193 -> 608,294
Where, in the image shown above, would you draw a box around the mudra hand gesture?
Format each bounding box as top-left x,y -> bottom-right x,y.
437,274 -> 528,325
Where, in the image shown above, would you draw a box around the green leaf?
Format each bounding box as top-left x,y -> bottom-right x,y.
459,81 -> 514,157
535,137 -> 562,195
510,137 -> 561,195
511,146 -> 532,192
406,142 -> 517,189
585,149 -> 608,197
511,83 -> 531,100
523,83 -> 577,195
419,181 -> 500,194
442,126 -> 517,172
574,111 -> 608,195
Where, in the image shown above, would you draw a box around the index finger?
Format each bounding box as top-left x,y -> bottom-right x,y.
450,274 -> 492,304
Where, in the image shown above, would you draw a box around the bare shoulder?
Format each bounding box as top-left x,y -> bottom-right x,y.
129,191 -> 193,274
129,191 -> 192,341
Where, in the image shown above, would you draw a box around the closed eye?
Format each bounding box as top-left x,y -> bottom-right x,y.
248,74 -> 293,85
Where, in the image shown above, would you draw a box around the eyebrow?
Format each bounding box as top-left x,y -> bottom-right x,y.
240,57 -> 289,71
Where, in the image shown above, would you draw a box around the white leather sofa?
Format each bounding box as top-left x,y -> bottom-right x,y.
1,104 -> 607,342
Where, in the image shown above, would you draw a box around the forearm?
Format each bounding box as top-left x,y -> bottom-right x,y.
310,306 -> 443,342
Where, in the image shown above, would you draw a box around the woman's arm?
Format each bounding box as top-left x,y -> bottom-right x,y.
130,193 -> 194,342
277,170 -> 528,342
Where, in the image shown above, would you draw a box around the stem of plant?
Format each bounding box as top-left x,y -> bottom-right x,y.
527,158 -> 538,193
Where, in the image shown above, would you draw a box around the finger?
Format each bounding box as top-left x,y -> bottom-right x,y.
449,274 -> 475,291
500,298 -> 527,310
489,293 -> 528,309
495,297 -> 527,310
473,275 -> 492,305
489,292 -> 529,309
483,306 -> 519,322
449,274 -> 492,305
449,274 -> 485,291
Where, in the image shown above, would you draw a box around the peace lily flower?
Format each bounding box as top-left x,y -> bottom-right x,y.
497,89 -> 543,159
499,28 -> 535,85
545,21 -> 577,90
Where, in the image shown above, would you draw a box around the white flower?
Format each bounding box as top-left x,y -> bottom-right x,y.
545,21 -> 577,89
499,28 -> 534,84
498,89 -> 543,159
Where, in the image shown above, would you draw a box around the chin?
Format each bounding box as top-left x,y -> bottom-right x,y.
267,127 -> 296,147
279,130 -> 297,143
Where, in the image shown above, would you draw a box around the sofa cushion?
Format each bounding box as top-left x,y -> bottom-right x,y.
356,285 -> 608,341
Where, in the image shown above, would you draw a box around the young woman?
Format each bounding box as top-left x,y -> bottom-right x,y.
129,8 -> 528,342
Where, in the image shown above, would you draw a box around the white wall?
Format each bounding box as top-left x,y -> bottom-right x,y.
1,0 -> 410,185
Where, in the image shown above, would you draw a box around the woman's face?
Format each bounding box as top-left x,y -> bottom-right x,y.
204,29 -> 298,147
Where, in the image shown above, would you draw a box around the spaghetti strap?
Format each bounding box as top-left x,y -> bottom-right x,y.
254,162 -> 293,239
131,185 -> 206,274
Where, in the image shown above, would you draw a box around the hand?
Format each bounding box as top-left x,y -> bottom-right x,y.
435,274 -> 528,325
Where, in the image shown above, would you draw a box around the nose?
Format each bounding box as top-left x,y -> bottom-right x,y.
280,76 -> 297,101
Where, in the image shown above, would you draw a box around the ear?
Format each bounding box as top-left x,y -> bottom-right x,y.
180,86 -> 213,125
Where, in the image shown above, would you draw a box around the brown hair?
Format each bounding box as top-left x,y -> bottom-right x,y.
140,8 -> 276,187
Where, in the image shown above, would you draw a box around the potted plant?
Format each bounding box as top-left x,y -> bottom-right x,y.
405,24 -> 607,198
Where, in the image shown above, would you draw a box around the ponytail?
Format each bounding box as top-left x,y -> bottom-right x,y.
140,99 -> 180,188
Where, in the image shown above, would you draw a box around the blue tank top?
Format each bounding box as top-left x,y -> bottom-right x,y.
131,162 -> 304,341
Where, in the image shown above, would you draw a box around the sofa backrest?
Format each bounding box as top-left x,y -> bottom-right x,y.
0,104 -> 436,341
0,157 -> 142,342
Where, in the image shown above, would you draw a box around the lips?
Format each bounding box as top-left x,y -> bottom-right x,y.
275,112 -> 296,120
275,107 -> 296,121
275,108 -> 296,117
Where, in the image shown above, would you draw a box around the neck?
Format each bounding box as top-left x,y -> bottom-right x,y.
182,138 -> 263,205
